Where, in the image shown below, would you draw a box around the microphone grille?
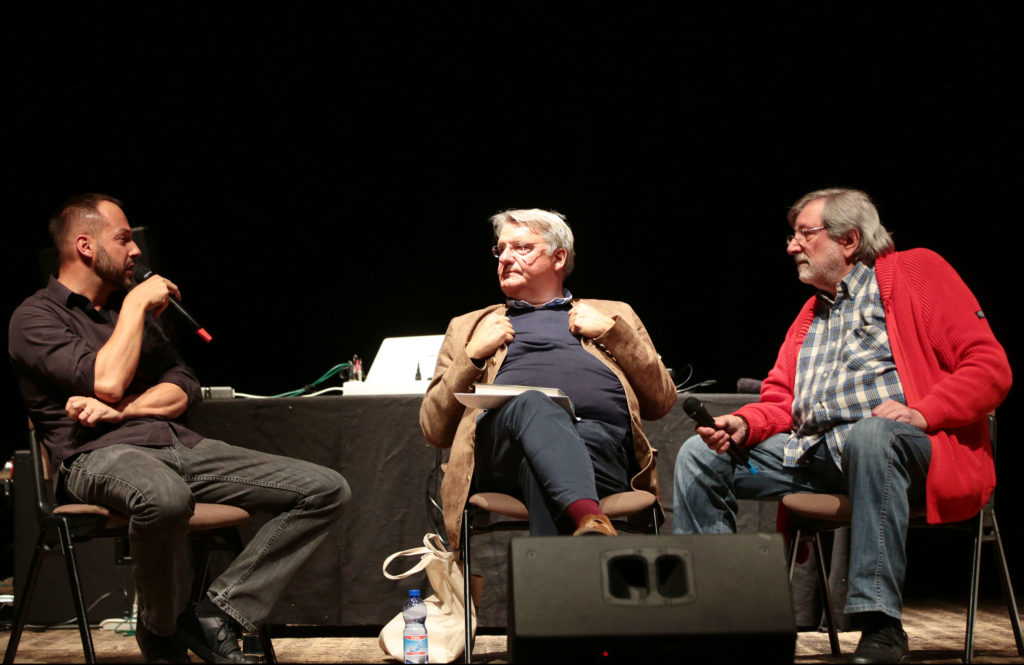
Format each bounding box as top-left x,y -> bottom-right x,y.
132,262 -> 154,284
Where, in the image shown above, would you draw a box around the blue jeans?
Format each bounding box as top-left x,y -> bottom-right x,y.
474,390 -> 633,536
673,417 -> 930,620
61,436 -> 350,634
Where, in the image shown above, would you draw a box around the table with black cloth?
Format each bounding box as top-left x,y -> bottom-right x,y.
183,392 -> 832,629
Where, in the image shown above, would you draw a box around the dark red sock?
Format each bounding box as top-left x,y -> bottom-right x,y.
565,499 -> 601,526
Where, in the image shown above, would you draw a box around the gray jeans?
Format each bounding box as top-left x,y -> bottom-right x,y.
61,436 -> 350,634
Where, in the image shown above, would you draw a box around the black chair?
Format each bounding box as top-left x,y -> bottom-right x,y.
458,486 -> 660,663
780,414 -> 1023,663
3,429 -> 277,664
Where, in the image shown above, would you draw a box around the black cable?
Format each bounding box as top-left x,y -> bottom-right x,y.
20,587 -> 131,631
677,378 -> 718,393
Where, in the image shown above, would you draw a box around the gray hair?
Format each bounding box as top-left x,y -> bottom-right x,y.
788,188 -> 894,265
490,208 -> 575,277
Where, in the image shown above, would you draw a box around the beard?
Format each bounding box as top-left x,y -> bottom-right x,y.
94,244 -> 130,289
795,245 -> 846,291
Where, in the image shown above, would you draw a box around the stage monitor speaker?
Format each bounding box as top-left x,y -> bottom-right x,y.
508,533 -> 796,663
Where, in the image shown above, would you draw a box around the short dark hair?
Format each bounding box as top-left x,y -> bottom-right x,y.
48,193 -> 122,258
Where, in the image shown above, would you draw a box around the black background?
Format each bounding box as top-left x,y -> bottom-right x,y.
3,4 -> 1020,596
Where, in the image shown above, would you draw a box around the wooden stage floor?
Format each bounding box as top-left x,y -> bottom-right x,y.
2,596 -> 1021,663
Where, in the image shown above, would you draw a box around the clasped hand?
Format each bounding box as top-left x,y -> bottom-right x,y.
465,303 -> 616,360
872,399 -> 928,430
465,311 -> 516,359
66,395 -> 123,427
568,302 -> 614,339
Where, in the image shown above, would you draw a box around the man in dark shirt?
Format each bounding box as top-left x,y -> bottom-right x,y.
420,208 -> 676,548
8,194 -> 351,664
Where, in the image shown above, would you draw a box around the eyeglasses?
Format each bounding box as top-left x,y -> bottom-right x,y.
491,241 -> 547,258
785,226 -> 827,246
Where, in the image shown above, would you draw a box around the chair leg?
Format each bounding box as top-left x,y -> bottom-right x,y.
189,538 -> 215,605
787,527 -> 803,583
57,521 -> 98,664
650,506 -> 659,535
461,506 -> 473,664
3,529 -> 48,664
258,624 -> 278,664
962,513 -> 985,664
786,528 -> 840,656
987,510 -> 1024,656
811,533 -> 841,656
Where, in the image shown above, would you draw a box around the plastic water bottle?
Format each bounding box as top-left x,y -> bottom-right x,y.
402,589 -> 428,664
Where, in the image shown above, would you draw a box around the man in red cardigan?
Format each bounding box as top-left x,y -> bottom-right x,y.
673,188 -> 1010,664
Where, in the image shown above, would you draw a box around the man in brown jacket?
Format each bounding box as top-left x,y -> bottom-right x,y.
420,208 -> 676,549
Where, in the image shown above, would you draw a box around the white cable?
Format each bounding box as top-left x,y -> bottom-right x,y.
304,386 -> 346,397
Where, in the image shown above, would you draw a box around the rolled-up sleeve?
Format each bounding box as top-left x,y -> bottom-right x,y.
9,300 -> 98,395
138,316 -> 203,408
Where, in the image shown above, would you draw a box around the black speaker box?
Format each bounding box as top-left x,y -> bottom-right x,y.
508,533 -> 797,663
13,450 -> 134,625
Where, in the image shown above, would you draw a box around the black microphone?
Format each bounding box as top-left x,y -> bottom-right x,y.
682,396 -> 758,473
131,262 -> 213,343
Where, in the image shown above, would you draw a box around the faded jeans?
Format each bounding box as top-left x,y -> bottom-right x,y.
672,417 -> 930,620
61,436 -> 350,635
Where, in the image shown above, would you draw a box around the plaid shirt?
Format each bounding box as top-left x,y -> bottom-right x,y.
786,262 -> 905,469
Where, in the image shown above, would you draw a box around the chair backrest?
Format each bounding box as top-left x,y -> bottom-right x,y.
984,413 -> 997,511
988,413 -> 997,461
27,425 -> 59,519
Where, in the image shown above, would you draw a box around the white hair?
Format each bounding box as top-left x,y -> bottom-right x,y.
490,208 -> 575,276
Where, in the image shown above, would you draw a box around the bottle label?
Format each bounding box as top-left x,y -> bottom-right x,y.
404,635 -> 428,663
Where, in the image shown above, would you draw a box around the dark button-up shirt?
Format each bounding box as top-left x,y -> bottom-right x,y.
8,277 -> 204,467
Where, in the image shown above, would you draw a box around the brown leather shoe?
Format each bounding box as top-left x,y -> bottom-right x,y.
573,513 -> 618,536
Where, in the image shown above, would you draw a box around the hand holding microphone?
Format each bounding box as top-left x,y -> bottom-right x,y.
682,396 -> 758,474
131,262 -> 212,343
127,270 -> 179,316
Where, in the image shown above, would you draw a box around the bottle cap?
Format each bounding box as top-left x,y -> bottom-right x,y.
409,589 -> 421,597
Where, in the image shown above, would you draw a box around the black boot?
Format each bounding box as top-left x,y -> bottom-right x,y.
177,602 -> 259,664
848,612 -> 909,664
135,622 -> 189,664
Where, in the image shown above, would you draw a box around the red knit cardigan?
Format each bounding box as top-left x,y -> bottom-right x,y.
735,249 -> 1011,524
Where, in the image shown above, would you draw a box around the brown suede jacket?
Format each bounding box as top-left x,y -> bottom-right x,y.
419,298 -> 676,549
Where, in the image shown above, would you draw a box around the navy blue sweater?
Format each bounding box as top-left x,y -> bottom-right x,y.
495,305 -> 630,430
